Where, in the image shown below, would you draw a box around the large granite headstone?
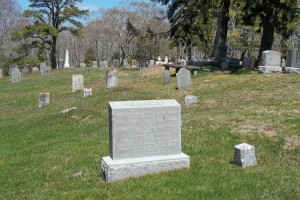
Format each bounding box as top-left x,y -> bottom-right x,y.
106,68 -> 118,88
39,93 -> 49,107
72,74 -> 84,92
11,67 -> 22,83
100,61 -> 106,71
176,68 -> 192,89
113,59 -> 119,67
101,99 -> 190,182
164,70 -> 171,85
258,50 -> 282,73
234,143 -> 257,168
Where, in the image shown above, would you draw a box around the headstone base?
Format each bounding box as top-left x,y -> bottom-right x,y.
285,67 -> 300,74
101,153 -> 190,182
258,66 -> 282,74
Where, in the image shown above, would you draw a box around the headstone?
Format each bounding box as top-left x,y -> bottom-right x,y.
221,61 -> 228,70
287,49 -> 300,68
72,74 -> 84,92
176,68 -> 192,89
123,59 -> 129,67
80,63 -> 86,68
100,61 -> 106,71
243,54 -> 252,69
40,63 -> 46,72
22,65 -> 32,74
164,70 -> 171,85
149,60 -> 154,66
185,95 -> 198,105
179,59 -> 186,66
41,65 -> 50,76
101,99 -> 190,182
104,61 -> 109,68
83,88 -> 92,97
11,67 -> 22,83
59,59 -> 64,69
281,59 -> 286,68
113,59 -> 119,67
39,93 -> 49,107
234,143 -> 257,168
164,56 -> 168,63
32,67 -> 39,72
132,59 -> 137,67
106,68 -> 118,88
92,61 -> 97,67
64,50 -> 70,68
260,50 -> 281,66
0,68 -> 2,78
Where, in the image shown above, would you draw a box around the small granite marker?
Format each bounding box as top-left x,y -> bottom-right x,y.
39,93 -> 49,107
176,68 -> 192,89
185,95 -> 198,105
72,74 -> 84,92
0,68 -> 3,78
101,99 -> 190,182
234,143 -> 257,168
106,68 -> 118,88
164,70 -> 171,85
83,88 -> 92,97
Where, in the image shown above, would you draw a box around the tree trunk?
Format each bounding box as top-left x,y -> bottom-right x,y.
51,36 -> 57,69
211,0 -> 230,61
256,7 -> 277,66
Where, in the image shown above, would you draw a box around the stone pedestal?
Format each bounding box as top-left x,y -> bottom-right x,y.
234,143 -> 257,168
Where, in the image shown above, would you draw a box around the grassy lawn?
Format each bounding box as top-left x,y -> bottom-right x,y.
0,67 -> 299,199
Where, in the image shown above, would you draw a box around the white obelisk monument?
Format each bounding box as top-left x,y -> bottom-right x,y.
64,50 -> 70,68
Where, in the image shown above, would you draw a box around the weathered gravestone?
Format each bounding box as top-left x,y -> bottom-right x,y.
22,65 -> 32,74
123,59 -> 129,67
164,70 -> 171,85
149,60 -> 154,66
83,88 -> 92,97
0,68 -> 3,78
80,63 -> 86,68
113,59 -> 119,67
101,99 -> 190,182
185,95 -> 198,105
58,59 -> 64,69
32,67 -> 39,73
179,59 -> 187,66
176,68 -> 192,89
286,49 -> 300,73
106,68 -> 118,88
11,67 -> 22,83
72,74 -> 84,92
92,61 -> 97,67
41,65 -> 50,76
132,59 -> 137,67
104,61 -> 109,68
39,93 -> 49,107
243,54 -> 253,69
234,143 -> 257,168
258,50 -> 282,73
100,61 -> 106,71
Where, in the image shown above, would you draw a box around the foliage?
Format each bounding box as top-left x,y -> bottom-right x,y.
83,48 -> 96,67
14,56 -> 42,68
0,54 -> 13,76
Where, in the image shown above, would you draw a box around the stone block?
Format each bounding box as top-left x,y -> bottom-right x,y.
260,50 -> 281,66
234,143 -> 257,168
258,66 -> 282,74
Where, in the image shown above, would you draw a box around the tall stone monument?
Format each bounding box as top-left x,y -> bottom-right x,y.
64,50 -> 70,68
101,99 -> 190,182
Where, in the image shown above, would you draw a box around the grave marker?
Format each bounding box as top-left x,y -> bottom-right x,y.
113,59 -> 119,67
11,67 -> 22,83
176,68 -> 192,89
64,50 -> 70,68
83,88 -> 92,97
106,68 -> 118,88
72,74 -> 84,92
234,143 -> 257,168
22,65 -> 32,74
164,70 -> 171,85
100,61 -> 106,71
92,61 -> 97,67
101,99 -> 190,182
39,93 -> 49,107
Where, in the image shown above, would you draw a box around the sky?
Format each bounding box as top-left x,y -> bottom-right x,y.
17,0 -> 152,11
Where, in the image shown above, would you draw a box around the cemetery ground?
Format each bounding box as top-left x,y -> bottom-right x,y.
0,67 -> 299,199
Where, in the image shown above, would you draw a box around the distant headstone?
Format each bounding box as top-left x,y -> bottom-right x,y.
59,59 -> 64,69
39,93 -> 49,107
163,70 -> 171,85
11,67 -> 22,83
286,49 -> 300,68
101,99 -> 190,182
22,65 -> 32,74
40,63 -> 46,72
234,143 -> 257,168
32,67 -> 39,73
176,68 -> 192,89
113,59 -> 119,67
64,50 -> 70,68
72,74 -> 84,92
123,59 -> 129,67
243,54 -> 253,69
100,61 -> 106,71
80,63 -> 86,68
92,61 -> 97,67
41,65 -> 50,76
132,59 -> 137,67
83,88 -> 92,97
149,60 -> 154,66
260,50 -> 281,66
281,59 -> 286,68
164,56 -> 168,63
106,68 -> 118,88
0,68 -> 2,78
179,59 -> 186,66
104,61 -> 109,68
185,95 -> 198,105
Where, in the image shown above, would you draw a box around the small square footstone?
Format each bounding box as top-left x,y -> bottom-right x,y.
234,143 -> 257,168
101,99 -> 190,182
185,95 -> 198,105
83,88 -> 92,97
39,93 -> 49,107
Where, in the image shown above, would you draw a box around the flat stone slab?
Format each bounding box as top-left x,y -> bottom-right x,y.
101,153 -> 190,182
285,67 -> 300,74
258,66 -> 282,74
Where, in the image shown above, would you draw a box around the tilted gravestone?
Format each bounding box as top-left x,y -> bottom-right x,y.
39,93 -> 49,107
113,59 -> 119,67
258,50 -> 282,73
92,61 -> 97,67
234,143 -> 257,168
176,68 -> 192,89
164,70 -> 171,85
11,67 -> 22,83
106,68 -> 118,88
83,88 -> 92,97
101,99 -> 190,182
100,61 -> 106,71
72,74 -> 84,92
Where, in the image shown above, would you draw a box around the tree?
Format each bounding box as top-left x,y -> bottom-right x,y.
243,0 -> 299,65
13,0 -> 88,68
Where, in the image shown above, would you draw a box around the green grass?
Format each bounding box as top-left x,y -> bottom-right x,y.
0,68 -> 299,199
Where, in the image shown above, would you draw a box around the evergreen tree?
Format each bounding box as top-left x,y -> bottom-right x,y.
13,0 -> 89,69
